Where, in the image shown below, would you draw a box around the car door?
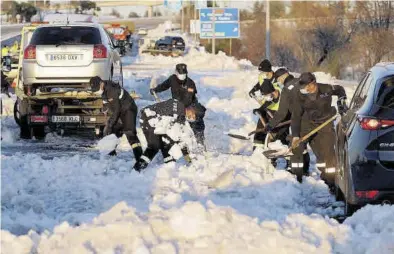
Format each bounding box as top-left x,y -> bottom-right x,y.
337,73 -> 370,180
104,30 -> 122,83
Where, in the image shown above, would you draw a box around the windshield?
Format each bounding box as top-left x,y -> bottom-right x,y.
30,26 -> 101,45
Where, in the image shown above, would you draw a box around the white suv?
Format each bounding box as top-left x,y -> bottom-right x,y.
22,22 -> 122,93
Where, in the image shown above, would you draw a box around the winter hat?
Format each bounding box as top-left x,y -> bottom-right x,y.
260,82 -> 276,95
299,72 -> 316,87
176,63 -> 188,74
258,59 -> 272,72
274,68 -> 289,79
89,76 -> 103,92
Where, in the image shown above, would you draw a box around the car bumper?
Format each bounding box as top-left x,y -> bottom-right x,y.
23,60 -> 111,85
29,114 -> 108,129
349,190 -> 394,206
352,160 -> 394,191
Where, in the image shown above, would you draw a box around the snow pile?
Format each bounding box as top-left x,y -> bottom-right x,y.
143,108 -> 197,155
2,163 -> 393,254
97,134 -> 120,156
138,48 -> 253,71
1,94 -> 18,144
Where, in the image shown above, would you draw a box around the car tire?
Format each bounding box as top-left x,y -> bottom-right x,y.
16,99 -> 32,139
32,126 -> 46,140
344,146 -> 360,216
335,183 -> 344,201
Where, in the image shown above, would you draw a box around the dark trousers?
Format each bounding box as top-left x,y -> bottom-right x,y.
291,119 -> 336,184
189,119 -> 205,146
141,126 -> 174,163
110,108 -> 142,160
253,110 -> 270,148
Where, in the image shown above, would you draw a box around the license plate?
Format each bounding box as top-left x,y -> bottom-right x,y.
176,42 -> 183,45
48,54 -> 82,61
52,116 -> 80,123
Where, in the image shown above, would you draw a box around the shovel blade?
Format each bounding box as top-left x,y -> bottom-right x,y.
263,148 -> 292,159
227,133 -> 250,140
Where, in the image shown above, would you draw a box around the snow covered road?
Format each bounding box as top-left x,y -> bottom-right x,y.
2,44 -> 394,253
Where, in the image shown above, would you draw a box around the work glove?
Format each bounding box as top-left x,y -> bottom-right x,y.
337,97 -> 348,116
291,137 -> 300,149
133,159 -> 149,173
249,91 -> 255,98
252,108 -> 260,115
264,124 -> 273,133
149,88 -> 155,95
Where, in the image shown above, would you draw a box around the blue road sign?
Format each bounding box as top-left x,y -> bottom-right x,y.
199,8 -> 240,39
199,8 -> 239,22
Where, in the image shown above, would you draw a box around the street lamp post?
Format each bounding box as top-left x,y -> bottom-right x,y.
266,0 -> 270,60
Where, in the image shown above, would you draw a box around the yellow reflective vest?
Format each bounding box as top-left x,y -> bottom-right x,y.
266,82 -> 282,111
2,47 -> 9,57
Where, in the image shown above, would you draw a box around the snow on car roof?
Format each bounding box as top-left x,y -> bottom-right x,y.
43,14 -> 98,23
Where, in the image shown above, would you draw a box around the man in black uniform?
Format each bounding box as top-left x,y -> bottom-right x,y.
264,68 -> 310,172
290,72 -> 347,184
89,76 -> 142,160
150,63 -> 206,146
133,99 -> 193,172
248,59 -> 275,149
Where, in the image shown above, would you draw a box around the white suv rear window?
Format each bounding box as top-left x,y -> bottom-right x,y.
30,26 -> 101,45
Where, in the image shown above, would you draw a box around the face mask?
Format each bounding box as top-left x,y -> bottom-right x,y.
300,88 -> 309,94
177,74 -> 186,81
94,89 -> 103,96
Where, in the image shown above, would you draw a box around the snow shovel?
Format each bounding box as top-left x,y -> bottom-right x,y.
262,114 -> 339,159
227,120 -> 291,140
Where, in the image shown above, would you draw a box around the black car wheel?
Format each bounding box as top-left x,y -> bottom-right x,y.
15,99 -> 32,139
344,147 -> 360,216
32,126 -> 46,140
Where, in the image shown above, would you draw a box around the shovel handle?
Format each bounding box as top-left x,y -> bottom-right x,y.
152,91 -> 161,102
248,120 -> 291,136
291,114 -> 338,150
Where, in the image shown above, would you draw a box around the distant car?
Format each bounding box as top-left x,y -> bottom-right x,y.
137,28 -> 148,36
335,62 -> 394,216
23,22 -> 123,93
155,36 -> 185,51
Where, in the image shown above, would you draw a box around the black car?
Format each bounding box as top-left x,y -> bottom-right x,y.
155,36 -> 185,51
335,62 -> 394,216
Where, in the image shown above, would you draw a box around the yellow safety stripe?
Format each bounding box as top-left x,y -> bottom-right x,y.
131,143 -> 141,149
258,73 -> 265,85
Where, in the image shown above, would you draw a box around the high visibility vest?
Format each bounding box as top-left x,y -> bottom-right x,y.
2,47 -> 9,56
258,73 -> 265,85
266,82 -> 282,111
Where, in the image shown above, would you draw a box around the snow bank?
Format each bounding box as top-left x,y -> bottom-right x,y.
2,150 -> 393,254
137,48 -> 253,71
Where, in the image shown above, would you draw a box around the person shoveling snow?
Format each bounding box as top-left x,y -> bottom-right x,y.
133,99 -> 197,172
89,76 -> 143,160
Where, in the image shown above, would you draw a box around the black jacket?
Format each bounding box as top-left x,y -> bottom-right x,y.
140,99 -> 186,131
102,81 -> 137,128
154,74 -> 197,108
291,83 -> 347,137
267,75 -> 297,128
